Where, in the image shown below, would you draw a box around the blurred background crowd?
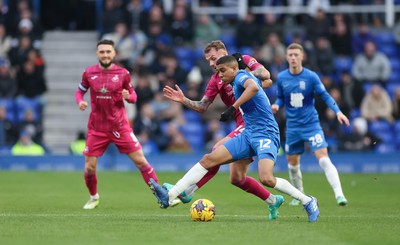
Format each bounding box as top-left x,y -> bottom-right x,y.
1,0 -> 400,156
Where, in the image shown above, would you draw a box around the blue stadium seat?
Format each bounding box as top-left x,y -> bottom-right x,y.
15,97 -> 41,122
362,83 -> 373,93
388,71 -> 400,84
334,56 -> 353,72
374,32 -> 395,45
375,143 -> 396,153
175,47 -> 194,72
0,98 -> 16,122
350,108 -> 361,120
219,33 -> 237,50
183,110 -> 202,122
386,83 -> 399,99
369,120 -> 391,134
239,46 -> 254,56
378,45 -> 399,58
390,58 -> 400,71
180,122 -> 205,151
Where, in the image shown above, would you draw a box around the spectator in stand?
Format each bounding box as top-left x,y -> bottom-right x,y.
11,130 -> 45,156
0,23 -> 12,59
70,131 -> 86,155
101,0 -> 130,37
338,71 -> 365,110
16,60 -> 47,116
132,68 -> 156,111
258,32 -> 286,67
352,22 -> 375,55
167,0 -> 194,46
156,52 -> 188,88
134,102 -> 170,152
8,35 -> 33,69
352,41 -> 391,88
165,122 -> 192,153
304,8 -> 331,47
194,13 -> 221,47
0,105 -> 18,147
102,22 -> 135,71
235,12 -> 259,49
310,36 -> 335,75
360,84 -> 394,123
258,13 -> 284,46
0,58 -> 17,99
339,117 -> 381,152
140,3 -> 166,36
204,118 -> 225,152
392,87 -> 400,120
17,108 -> 43,146
329,13 -> 353,57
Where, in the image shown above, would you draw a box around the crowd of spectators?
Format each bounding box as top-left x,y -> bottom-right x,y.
0,0 -> 47,155
2,0 -> 400,155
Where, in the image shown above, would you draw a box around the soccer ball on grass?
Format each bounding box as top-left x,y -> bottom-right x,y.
189,199 -> 216,222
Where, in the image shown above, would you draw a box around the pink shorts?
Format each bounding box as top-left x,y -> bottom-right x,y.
227,123 -> 245,138
84,127 -> 142,156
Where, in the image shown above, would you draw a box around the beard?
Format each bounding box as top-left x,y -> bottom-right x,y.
99,60 -> 113,68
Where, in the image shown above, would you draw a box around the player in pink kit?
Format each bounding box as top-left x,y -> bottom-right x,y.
75,39 -> 159,209
162,40 -> 281,219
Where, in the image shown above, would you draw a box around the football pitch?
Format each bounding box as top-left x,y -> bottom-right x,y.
0,171 -> 399,245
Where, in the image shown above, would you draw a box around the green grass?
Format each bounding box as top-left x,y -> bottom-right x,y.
0,171 -> 399,245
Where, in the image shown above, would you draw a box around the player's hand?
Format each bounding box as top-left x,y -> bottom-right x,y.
232,52 -> 247,70
271,104 -> 279,114
163,84 -> 185,103
78,101 -> 88,111
220,106 -> 236,122
337,112 -> 350,126
122,89 -> 130,100
261,79 -> 273,88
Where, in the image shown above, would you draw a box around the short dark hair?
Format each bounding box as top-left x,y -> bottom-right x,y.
97,39 -> 115,48
216,55 -> 238,66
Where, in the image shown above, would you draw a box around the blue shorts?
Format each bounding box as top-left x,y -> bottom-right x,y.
285,126 -> 328,155
224,129 -> 280,162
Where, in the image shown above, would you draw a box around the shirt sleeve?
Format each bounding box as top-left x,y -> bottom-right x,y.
313,72 -> 341,114
123,70 -> 137,103
75,70 -> 89,105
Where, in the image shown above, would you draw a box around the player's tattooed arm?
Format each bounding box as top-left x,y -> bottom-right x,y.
251,66 -> 273,88
251,66 -> 271,81
182,96 -> 212,113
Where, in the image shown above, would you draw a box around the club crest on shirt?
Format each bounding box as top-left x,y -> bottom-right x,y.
112,75 -> 119,82
299,81 -> 306,90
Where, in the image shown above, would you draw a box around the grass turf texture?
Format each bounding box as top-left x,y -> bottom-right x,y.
0,171 -> 399,245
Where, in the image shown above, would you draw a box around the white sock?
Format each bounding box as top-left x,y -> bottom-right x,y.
288,164 -> 304,193
169,163 -> 208,202
265,194 -> 276,205
185,184 -> 199,196
91,193 -> 99,200
274,177 -> 311,205
319,156 -> 344,198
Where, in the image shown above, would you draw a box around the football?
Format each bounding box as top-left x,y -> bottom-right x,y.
189,199 -> 216,222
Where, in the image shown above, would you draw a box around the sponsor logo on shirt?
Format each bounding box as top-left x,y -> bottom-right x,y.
99,85 -> 109,94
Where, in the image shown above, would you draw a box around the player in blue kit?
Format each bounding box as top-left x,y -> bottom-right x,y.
150,55 -> 320,222
271,43 -> 350,206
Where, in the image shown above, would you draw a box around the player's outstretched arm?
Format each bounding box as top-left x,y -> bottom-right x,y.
163,84 -> 186,103
163,84 -> 212,113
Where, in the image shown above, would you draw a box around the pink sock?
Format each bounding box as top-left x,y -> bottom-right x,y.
139,164 -> 158,186
84,172 -> 97,196
196,165 -> 220,188
232,176 -> 271,200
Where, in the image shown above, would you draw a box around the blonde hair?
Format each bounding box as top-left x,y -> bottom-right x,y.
204,40 -> 227,54
287,43 -> 304,52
